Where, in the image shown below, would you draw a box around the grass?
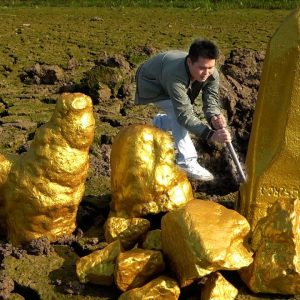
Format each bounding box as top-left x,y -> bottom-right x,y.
0,0 -> 299,9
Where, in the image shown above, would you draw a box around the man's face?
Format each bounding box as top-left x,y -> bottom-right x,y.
187,57 -> 216,82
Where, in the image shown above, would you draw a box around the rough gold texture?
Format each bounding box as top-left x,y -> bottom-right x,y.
240,200 -> 300,293
104,217 -> 150,249
161,199 -> 253,287
238,9 -> 300,294
240,8 -> 300,229
76,240 -> 121,285
114,248 -> 165,292
142,229 -> 162,251
110,124 -> 193,217
201,272 -> 238,300
118,276 -> 180,300
2,93 -> 95,245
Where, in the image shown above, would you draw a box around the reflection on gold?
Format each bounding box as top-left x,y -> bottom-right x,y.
110,125 -> 193,218
104,217 -> 150,250
239,8 -> 300,294
114,248 -> 165,292
1,93 -> 95,245
118,276 -> 180,300
161,199 -> 253,287
201,272 -> 238,300
76,240 -> 121,285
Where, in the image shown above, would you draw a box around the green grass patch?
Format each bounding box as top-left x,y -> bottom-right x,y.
1,0 -> 300,9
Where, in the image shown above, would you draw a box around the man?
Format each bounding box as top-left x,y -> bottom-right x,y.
134,39 -> 231,181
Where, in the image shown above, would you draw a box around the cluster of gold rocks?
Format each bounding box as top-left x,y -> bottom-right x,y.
76,125 -> 253,299
239,8 -> 300,294
0,93 -> 95,245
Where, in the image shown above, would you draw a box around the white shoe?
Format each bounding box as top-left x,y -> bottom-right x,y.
178,160 -> 214,181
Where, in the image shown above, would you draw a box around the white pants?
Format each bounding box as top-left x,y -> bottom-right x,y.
153,99 -> 197,164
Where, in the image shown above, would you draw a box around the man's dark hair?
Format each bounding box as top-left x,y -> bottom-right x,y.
188,39 -> 219,62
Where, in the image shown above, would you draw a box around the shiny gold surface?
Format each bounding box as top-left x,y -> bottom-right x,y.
76,240 -> 121,285
239,8 -> 300,229
114,248 -> 165,292
118,275 -> 180,300
238,9 -> 300,294
240,200 -> 300,293
142,229 -> 162,251
161,199 -> 253,287
2,93 -> 95,245
201,272 -> 238,300
104,217 -> 150,250
110,124 -> 193,217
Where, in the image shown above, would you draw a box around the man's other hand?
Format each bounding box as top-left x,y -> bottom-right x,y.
211,114 -> 227,129
209,128 -> 231,143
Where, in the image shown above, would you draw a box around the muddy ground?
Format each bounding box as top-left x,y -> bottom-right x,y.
0,6 -> 298,300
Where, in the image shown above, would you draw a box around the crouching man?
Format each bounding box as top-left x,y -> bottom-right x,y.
134,39 -> 231,181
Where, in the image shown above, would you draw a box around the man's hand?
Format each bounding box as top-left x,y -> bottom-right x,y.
209,128 -> 231,143
211,114 -> 227,130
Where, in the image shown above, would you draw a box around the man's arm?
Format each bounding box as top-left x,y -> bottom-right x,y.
167,80 -> 214,140
202,71 -> 221,123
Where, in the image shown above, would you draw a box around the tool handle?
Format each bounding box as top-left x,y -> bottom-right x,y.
226,142 -> 247,182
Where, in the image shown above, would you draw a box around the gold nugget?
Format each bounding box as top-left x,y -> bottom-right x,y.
119,276 -> 180,300
2,93 -> 95,245
161,199 -> 253,287
110,124 -> 193,217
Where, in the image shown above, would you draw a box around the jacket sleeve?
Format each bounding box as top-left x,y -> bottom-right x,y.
202,71 -> 221,123
166,80 -> 214,140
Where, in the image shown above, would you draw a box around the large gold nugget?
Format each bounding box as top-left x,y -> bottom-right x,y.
0,154 -> 14,234
240,8 -> 300,229
240,200 -> 300,293
161,199 -> 253,287
4,93 -> 95,245
110,124 -> 193,217
104,217 -> 150,250
118,276 -> 180,300
201,272 -> 238,300
114,248 -> 165,292
76,240 -> 121,285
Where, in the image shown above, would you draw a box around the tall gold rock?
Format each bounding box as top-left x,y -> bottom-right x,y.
2,93 -> 95,245
110,124 -> 193,217
240,8 -> 300,229
239,9 -> 300,294
118,276 -> 180,300
104,217 -> 150,250
201,272 -> 238,300
114,248 -> 165,292
161,199 -> 253,287
240,200 -> 300,293
76,240 -> 121,285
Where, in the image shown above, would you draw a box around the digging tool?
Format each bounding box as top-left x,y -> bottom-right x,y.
226,141 -> 247,183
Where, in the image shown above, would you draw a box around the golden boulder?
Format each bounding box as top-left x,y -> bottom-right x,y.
161,199 -> 253,287
110,124 -> 193,217
142,229 -> 162,251
104,217 -> 150,250
114,248 -> 165,292
2,93 -> 95,245
239,9 -> 300,294
201,272 -> 238,300
240,200 -> 300,293
118,275 -> 180,300
76,240 -> 122,285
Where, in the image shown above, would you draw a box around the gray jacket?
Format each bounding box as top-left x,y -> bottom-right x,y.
134,50 -> 221,139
